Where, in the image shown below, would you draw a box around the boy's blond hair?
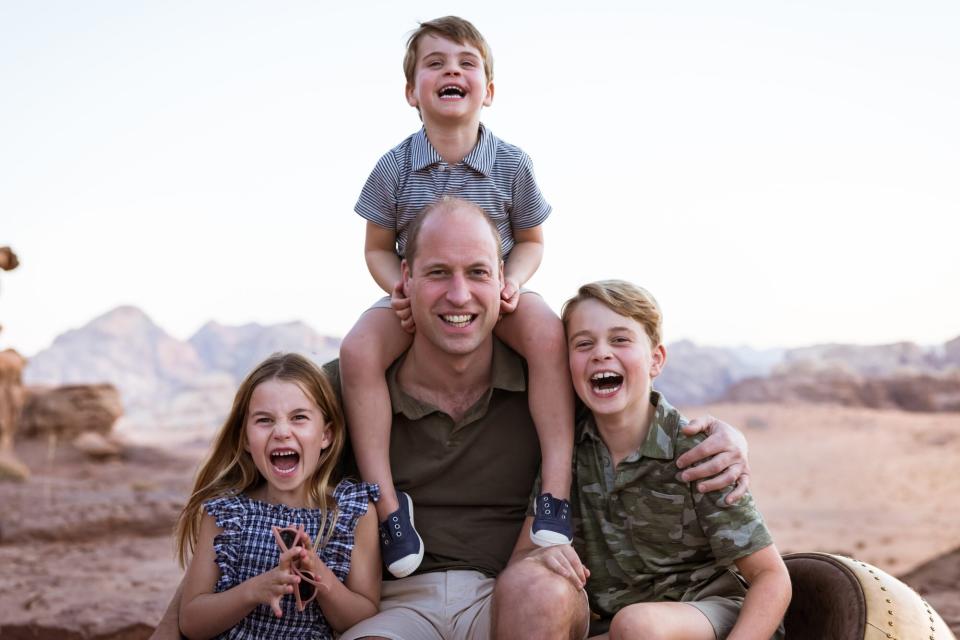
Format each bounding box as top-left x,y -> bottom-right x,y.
561,280 -> 663,347
403,16 -> 494,85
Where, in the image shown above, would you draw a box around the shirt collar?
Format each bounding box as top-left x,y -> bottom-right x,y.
576,390 -> 681,461
410,123 -> 495,176
386,337 -> 526,421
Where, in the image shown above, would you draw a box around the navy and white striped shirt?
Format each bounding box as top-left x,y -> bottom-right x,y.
355,124 -> 551,260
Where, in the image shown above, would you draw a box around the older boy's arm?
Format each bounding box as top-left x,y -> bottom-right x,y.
364,222 -> 402,295
148,582 -> 185,640
676,416 -> 751,503
500,225 -> 544,313
727,545 -> 791,640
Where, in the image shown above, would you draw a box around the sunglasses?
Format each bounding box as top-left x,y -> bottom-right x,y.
271,524 -> 323,611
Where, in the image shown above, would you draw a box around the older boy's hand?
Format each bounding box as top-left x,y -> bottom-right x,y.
500,278 -> 520,315
676,416 -> 750,504
391,281 -> 415,333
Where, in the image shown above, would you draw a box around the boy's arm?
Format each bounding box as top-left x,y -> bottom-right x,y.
364,222 -> 402,295
727,545 -> 791,640
501,225 -> 544,313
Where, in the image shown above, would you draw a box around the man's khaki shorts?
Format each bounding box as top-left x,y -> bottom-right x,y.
340,569 -> 591,640
339,570 -> 494,640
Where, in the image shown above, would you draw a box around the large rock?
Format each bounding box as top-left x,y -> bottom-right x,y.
0,349 -> 26,452
21,384 -> 123,440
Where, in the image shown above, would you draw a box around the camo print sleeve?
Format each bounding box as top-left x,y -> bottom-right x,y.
678,430 -> 774,566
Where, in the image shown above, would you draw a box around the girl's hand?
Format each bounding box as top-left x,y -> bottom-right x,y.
298,547 -> 334,594
245,546 -> 305,617
391,281 -> 415,333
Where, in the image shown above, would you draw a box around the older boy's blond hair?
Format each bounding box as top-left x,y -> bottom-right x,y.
561,280 -> 663,347
403,16 -> 494,85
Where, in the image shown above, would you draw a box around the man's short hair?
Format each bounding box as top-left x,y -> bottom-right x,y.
561,280 -> 663,347
404,196 -> 502,269
403,16 -> 494,86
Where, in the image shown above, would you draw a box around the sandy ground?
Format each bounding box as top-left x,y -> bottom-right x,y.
0,402 -> 958,638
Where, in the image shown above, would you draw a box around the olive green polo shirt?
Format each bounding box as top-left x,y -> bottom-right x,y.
327,339 -> 540,578
573,391 -> 773,618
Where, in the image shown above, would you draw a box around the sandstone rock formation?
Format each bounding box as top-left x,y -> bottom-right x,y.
0,349 -> 28,481
21,384 -> 123,440
723,361 -> 960,412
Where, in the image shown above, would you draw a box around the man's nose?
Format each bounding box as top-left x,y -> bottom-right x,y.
446,273 -> 471,305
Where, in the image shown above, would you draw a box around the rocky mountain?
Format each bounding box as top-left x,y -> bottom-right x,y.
654,340 -> 783,406
24,307 -> 341,430
22,306 -> 960,420
189,320 -> 340,382
721,339 -> 960,412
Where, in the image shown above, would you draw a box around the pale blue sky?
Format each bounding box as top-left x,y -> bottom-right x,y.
2,1 -> 958,356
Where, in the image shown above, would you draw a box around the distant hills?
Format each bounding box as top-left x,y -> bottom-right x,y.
24,306 -> 340,429
22,306 -> 960,431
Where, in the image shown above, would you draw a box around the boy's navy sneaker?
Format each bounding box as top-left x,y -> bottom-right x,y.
530,492 -> 573,547
379,490 -> 424,578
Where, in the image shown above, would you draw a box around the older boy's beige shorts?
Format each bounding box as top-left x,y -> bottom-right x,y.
338,569 -> 590,640
366,288 -> 538,311
588,575 -> 785,640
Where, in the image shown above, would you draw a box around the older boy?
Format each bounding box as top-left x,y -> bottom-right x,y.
557,281 -> 791,640
339,16 -> 575,578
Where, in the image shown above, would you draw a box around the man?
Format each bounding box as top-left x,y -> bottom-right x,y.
150,198 -> 750,639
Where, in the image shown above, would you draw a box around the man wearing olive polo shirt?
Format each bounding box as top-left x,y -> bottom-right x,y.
148,197 -> 751,640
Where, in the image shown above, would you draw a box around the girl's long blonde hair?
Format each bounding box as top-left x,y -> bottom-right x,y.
175,352 -> 345,568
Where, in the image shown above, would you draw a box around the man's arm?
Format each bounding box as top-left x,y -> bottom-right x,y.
676,416 -> 750,504
148,582 -> 184,640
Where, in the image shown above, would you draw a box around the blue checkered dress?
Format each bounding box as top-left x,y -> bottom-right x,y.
204,478 -> 379,639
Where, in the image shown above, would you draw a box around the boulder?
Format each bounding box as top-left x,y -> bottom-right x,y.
72,431 -> 122,459
21,384 -> 123,440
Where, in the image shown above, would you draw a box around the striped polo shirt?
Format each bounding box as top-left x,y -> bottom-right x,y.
355,124 -> 551,259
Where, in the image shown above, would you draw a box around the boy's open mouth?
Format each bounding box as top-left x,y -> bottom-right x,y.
591,371 -> 624,396
438,84 -> 466,98
270,448 -> 300,472
441,313 -> 475,328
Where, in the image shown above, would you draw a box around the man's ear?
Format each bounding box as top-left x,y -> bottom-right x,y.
650,344 -> 667,379
498,259 -> 505,287
401,258 -> 412,297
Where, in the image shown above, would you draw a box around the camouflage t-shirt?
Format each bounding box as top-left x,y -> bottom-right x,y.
573,391 -> 773,618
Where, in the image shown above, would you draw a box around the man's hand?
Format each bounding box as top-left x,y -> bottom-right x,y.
391,281 -> 415,333
676,416 -> 750,504
500,278 -> 521,315
523,545 -> 590,590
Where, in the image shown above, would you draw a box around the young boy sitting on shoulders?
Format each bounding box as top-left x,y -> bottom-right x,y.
561,280 -> 790,640
339,15 -> 575,579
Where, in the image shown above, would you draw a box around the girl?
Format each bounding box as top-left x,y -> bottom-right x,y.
175,353 -> 380,640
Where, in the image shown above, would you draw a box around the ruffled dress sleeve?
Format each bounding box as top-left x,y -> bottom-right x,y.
203,494 -> 247,593
321,480 -> 379,582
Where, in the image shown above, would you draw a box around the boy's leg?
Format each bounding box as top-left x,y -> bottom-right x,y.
607,602 -> 716,640
495,293 -> 575,545
340,306 -> 421,577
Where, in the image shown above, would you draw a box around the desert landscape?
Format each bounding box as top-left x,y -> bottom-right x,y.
1,307 -> 958,638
